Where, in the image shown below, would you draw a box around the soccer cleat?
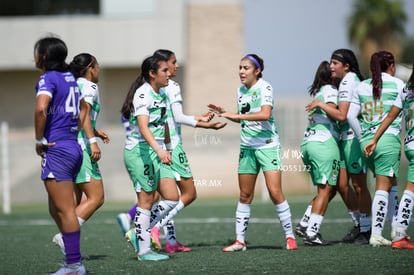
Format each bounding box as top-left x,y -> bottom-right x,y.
353,231 -> 371,245
125,229 -> 139,253
52,233 -> 65,255
369,234 -> 391,247
150,227 -> 162,251
286,237 -> 298,250
137,250 -> 169,261
116,213 -> 131,235
392,236 -> 414,249
165,241 -> 192,253
342,226 -> 360,243
295,223 -> 307,238
303,233 -> 330,246
47,262 -> 86,275
222,240 -> 246,252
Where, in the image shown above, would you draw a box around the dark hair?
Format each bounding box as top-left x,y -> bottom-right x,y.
243,54 -> 264,78
406,60 -> 414,91
331,48 -> 365,81
370,51 -> 395,100
121,55 -> 168,119
69,53 -> 97,78
308,61 -> 332,97
153,49 -> 175,61
34,36 -> 68,71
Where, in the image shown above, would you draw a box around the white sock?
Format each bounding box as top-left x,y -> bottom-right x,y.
348,210 -> 361,227
306,213 -> 324,237
275,200 -> 294,239
150,200 -> 178,228
135,207 -> 151,255
299,205 -> 312,227
163,219 -> 177,245
235,202 -> 250,243
394,190 -> 414,239
371,190 -> 389,236
159,200 -> 185,228
359,213 -> 371,233
388,186 -> 399,227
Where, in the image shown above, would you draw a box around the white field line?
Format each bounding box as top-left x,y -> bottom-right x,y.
0,218 -> 351,226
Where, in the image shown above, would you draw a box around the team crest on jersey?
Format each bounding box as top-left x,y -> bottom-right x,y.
148,177 -> 155,186
252,93 -> 258,102
266,85 -> 271,91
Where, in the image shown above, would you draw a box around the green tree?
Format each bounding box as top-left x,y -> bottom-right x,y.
348,0 -> 407,74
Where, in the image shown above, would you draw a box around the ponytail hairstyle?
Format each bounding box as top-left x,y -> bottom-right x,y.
331,48 -> 365,81
308,61 -> 332,97
34,36 -> 68,72
370,51 -> 395,100
242,54 -> 264,78
121,54 -> 168,119
69,53 -> 97,78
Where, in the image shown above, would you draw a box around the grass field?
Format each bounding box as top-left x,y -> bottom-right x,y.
1,197 -> 413,275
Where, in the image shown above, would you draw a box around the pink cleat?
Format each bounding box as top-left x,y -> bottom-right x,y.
165,241 -> 192,253
286,237 -> 298,250
150,227 -> 162,251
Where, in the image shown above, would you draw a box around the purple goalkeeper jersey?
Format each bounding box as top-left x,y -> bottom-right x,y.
35,71 -> 81,142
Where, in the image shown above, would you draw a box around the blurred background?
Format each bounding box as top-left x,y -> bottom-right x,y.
0,0 -> 413,208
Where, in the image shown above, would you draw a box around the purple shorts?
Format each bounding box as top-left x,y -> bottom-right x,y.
40,141 -> 83,181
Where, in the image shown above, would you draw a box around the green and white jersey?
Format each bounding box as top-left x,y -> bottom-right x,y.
77,77 -> 101,150
165,79 -> 183,149
238,78 -> 280,149
302,84 -> 340,144
351,72 -> 404,143
394,85 -> 414,149
124,82 -> 168,150
338,72 -> 360,141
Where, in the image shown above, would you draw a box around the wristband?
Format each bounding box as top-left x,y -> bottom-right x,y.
165,143 -> 172,151
35,137 -> 48,145
89,137 -> 97,144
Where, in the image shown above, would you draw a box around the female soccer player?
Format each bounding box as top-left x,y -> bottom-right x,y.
52,53 -> 110,252
121,54 -> 179,261
348,50 -> 404,247
149,49 -> 226,253
363,59 -> 414,249
34,36 -> 87,274
299,61 -> 340,246
209,54 -> 297,251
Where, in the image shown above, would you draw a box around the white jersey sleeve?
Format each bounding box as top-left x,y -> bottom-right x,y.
167,80 -> 183,104
77,77 -> 98,106
171,102 -> 197,127
338,72 -> 359,103
133,87 -> 151,117
347,83 -> 363,140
